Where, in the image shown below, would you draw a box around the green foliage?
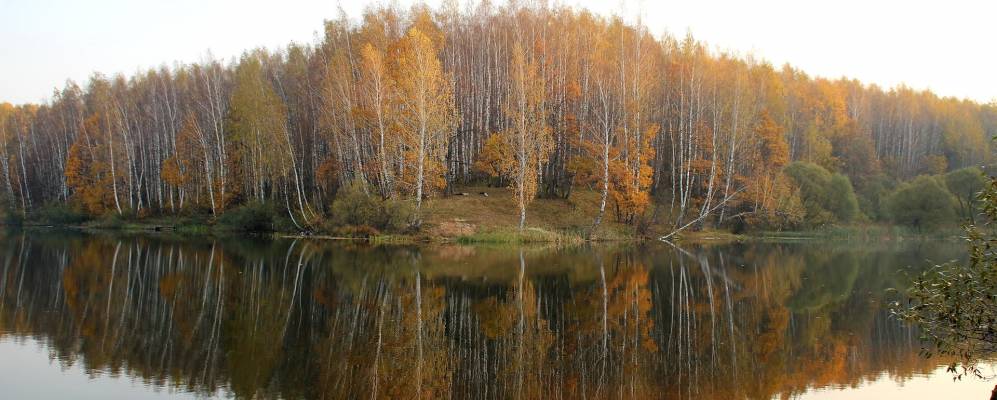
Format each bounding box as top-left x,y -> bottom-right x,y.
217,201 -> 288,232
945,166 -> 987,223
93,212 -> 129,229
1,206 -> 23,226
827,174 -> 859,223
455,227 -> 581,244
854,174 -> 896,221
328,180 -> 414,233
892,177 -> 997,379
29,203 -> 88,225
783,162 -> 860,227
885,175 -> 956,231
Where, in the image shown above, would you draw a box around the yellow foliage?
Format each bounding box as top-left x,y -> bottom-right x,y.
473,133 -> 514,181
392,27 -> 457,208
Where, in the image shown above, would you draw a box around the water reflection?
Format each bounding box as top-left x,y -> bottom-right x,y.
0,231 -> 968,399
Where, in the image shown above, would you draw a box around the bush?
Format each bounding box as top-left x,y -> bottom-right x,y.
892,177 -> 997,379
945,166 -> 987,223
827,174 -> 859,223
329,180 -> 414,232
217,201 -> 278,232
29,203 -> 88,225
885,175 -> 956,231
96,212 -> 127,229
1,207 -> 24,226
783,162 -> 860,227
330,181 -> 379,227
855,174 -> 896,221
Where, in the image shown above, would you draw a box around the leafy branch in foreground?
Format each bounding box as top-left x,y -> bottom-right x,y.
892,175 -> 997,380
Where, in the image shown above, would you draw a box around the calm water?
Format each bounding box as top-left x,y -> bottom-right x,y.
0,230 -> 991,399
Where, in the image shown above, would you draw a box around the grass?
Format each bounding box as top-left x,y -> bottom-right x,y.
5,187 -> 969,244
751,224 -> 965,241
456,227 -> 585,245
673,229 -> 748,243
422,185 -> 636,242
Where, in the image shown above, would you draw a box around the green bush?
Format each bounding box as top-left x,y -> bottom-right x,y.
855,174 -> 896,221
827,174 -> 859,223
945,166 -> 987,223
1,207 -> 24,226
217,201 -> 279,232
93,212 -> 127,229
30,203 -> 88,225
330,181 -> 378,227
892,177 -> 997,379
329,180 -> 414,232
885,175 -> 956,231
783,162 -> 860,227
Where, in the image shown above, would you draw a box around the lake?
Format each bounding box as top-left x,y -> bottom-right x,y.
0,230 -> 992,399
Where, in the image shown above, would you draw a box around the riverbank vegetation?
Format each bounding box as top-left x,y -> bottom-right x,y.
1,3 -> 995,241
893,175 -> 997,379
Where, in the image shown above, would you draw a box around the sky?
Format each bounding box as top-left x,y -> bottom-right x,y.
1,0 -> 994,105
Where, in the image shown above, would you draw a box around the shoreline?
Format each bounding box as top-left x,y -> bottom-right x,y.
4,220 -> 965,245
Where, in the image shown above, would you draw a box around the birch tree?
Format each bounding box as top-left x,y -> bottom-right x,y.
393,27 -> 456,213
501,41 -> 553,231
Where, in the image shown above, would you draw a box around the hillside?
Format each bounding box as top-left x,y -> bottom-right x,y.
422,186 -> 638,241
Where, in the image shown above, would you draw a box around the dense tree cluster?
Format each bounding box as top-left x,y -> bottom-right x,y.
1,3 -> 994,232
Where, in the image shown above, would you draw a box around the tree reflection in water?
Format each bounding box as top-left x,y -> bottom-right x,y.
0,231 -> 965,399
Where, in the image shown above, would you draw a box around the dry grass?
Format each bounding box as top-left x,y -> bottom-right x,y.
421,186 -> 636,241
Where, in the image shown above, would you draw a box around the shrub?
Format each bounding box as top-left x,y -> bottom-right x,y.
1,207 -> 24,226
855,174 -> 896,221
96,212 -> 127,229
376,198 -> 415,231
885,175 -> 956,231
330,181 -> 379,227
29,203 -> 88,225
217,201 -> 277,232
827,174 -> 859,223
945,166 -> 987,223
783,162 -> 860,227
892,177 -> 997,379
329,180 -> 414,232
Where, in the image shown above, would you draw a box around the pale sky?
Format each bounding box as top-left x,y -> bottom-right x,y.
1,0 -> 994,105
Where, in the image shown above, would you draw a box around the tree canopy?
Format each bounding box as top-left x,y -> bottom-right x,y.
0,3 -> 992,235
885,175 -> 957,230
783,162 -> 859,227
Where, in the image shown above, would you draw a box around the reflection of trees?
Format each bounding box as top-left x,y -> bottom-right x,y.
315,266 -> 452,399
561,251 -> 659,399
646,241 -> 965,399
456,250 -> 557,399
0,231 -> 969,399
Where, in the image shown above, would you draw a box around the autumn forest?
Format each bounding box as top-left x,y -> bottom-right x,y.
2,2 -> 995,236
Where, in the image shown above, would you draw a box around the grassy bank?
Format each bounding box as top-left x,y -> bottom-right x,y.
2,186 -> 967,243
1,186 -> 642,243
422,186 -> 636,243
749,224 -> 965,241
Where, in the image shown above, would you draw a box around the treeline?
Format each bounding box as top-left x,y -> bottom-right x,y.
775,162 -> 987,232
1,2 -> 995,233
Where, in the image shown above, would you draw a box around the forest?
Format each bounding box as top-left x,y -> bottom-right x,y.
1,2 -> 995,237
